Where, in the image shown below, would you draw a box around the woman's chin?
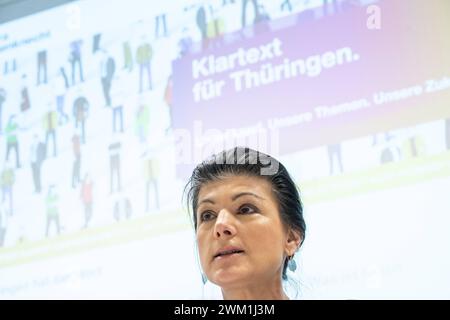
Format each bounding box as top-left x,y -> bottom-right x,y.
210,268 -> 250,288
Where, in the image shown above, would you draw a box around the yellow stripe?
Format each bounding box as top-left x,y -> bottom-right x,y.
301,150 -> 450,204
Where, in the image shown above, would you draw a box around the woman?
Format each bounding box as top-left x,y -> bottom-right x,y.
185,147 -> 306,299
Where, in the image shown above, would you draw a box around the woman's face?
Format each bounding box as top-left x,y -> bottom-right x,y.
196,175 -> 295,289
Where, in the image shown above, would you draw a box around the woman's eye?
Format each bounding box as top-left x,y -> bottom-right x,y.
239,205 -> 257,215
200,211 -> 215,222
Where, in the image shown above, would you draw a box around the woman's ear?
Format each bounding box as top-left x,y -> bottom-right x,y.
285,228 -> 302,256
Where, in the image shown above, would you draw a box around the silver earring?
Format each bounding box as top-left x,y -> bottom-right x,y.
288,255 -> 297,272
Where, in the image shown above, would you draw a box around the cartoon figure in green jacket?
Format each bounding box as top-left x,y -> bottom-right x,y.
5,115 -> 21,168
45,185 -> 61,237
136,39 -> 153,93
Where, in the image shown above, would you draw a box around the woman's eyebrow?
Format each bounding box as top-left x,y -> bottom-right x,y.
198,198 -> 215,206
198,192 -> 265,206
232,192 -> 265,201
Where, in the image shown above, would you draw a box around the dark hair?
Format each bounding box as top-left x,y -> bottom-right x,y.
185,147 -> 306,281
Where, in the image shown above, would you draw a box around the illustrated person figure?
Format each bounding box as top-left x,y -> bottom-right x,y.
241,0 -> 261,27
178,27 -> 193,57
380,138 -> 402,164
20,74 -> 31,113
327,143 -> 343,175
111,88 -> 125,134
80,173 -> 93,229
135,97 -> 150,147
99,49 -> 115,107
155,13 -> 168,38
92,33 -> 101,54
5,115 -> 21,169
123,41 -> 133,72
43,103 -> 58,157
196,5 -> 208,43
185,147 -> 305,299
72,133 -> 81,188
3,58 -> 17,75
204,4 -> 226,48
30,134 -> 46,193
280,0 -> 292,12
109,137 -> 122,193
1,160 -> 14,217
144,155 -> 159,213
0,88 -> 6,133
164,75 -> 173,133
36,50 -> 47,85
113,194 -> 132,221
69,39 -> 84,85
72,93 -> 89,144
45,185 -> 61,237
60,66 -> 70,89
372,131 -> 393,146
405,129 -> 419,159
55,71 -> 69,125
136,38 -> 153,93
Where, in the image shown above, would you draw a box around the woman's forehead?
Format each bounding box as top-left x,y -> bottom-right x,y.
197,175 -> 274,202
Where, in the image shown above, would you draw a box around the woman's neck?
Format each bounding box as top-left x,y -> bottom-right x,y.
221,280 -> 289,300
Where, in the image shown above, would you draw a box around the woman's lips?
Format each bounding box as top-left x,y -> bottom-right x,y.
214,246 -> 245,258
214,251 -> 245,261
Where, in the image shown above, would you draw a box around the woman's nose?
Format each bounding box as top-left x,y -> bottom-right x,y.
213,209 -> 236,239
